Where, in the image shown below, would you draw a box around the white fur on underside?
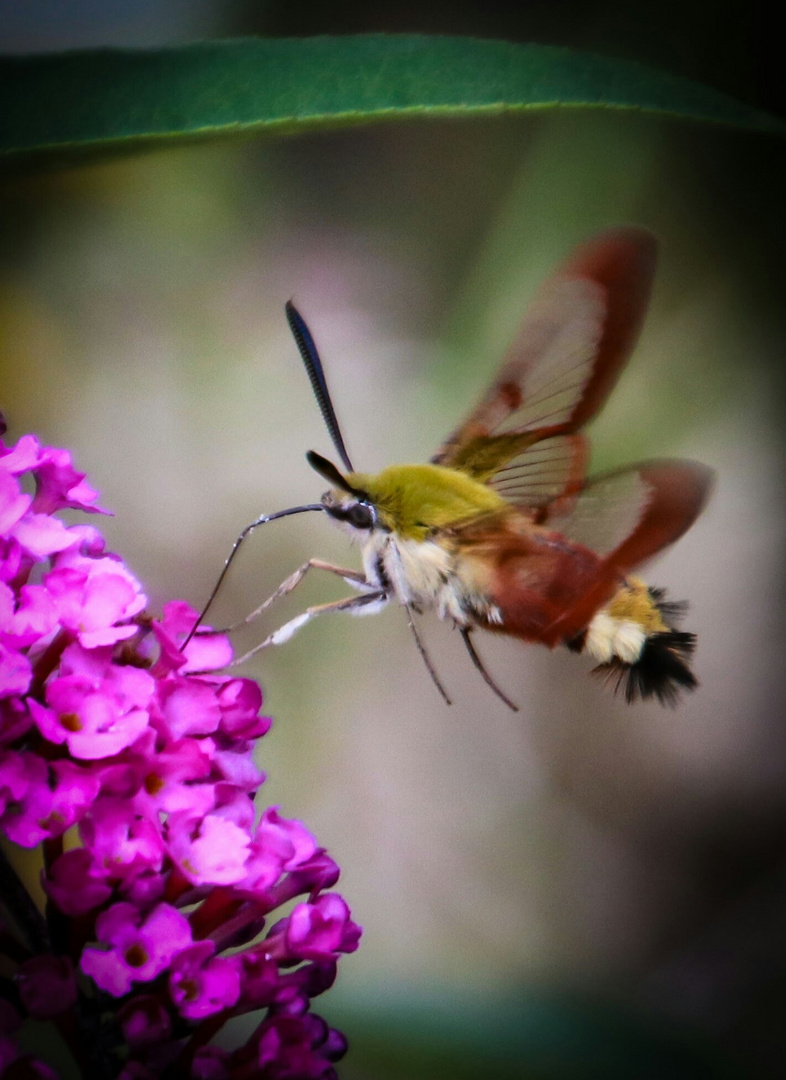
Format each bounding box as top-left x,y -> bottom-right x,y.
585,610 -> 646,665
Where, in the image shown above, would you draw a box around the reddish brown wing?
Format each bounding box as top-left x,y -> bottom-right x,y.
453,460 -> 713,647
488,434 -> 589,520
544,460 -> 714,643
432,227 -> 657,474
455,512 -> 607,645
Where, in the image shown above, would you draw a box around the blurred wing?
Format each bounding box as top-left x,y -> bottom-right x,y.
432,227 -> 657,480
489,434 -> 589,518
544,460 -> 715,641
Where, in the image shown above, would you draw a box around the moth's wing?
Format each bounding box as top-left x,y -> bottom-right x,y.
488,433 -> 589,519
544,460 -> 715,641
432,227 -> 657,478
448,460 -> 712,646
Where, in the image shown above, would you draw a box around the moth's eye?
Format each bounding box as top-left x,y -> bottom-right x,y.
345,502 -> 375,530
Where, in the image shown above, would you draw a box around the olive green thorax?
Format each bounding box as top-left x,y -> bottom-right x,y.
346,464 -> 507,541
441,432 -> 540,481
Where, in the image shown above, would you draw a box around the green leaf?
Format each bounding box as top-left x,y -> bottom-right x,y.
1,35 -> 784,163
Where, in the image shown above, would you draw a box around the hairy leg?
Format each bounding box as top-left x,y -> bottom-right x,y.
230,589 -> 389,666
217,559 -> 370,632
460,627 -> 519,712
404,603 -> 452,706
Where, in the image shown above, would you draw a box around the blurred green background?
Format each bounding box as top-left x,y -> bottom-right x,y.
2,3 -> 786,1078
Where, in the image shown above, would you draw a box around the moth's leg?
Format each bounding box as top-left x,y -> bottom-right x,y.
384,539 -> 452,705
183,503 -> 325,648
460,627 -> 519,712
230,589 -> 389,666
404,602 -> 452,706
218,559 -> 370,632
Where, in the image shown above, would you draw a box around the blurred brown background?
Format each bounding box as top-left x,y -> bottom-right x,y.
2,3 -> 786,1077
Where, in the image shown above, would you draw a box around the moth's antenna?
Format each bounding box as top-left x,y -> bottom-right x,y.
286,301 -> 354,473
183,504 -> 324,649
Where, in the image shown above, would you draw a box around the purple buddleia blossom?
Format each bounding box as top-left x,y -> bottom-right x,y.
0,429 -> 360,1079
168,942 -> 242,1020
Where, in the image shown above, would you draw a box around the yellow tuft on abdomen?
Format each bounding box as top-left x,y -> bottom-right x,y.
584,577 -> 668,666
607,577 -> 669,633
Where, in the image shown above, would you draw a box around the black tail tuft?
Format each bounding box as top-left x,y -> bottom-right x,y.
593,631 -> 698,707
648,586 -> 689,626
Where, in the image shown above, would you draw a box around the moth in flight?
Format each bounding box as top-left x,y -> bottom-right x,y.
188,228 -> 713,709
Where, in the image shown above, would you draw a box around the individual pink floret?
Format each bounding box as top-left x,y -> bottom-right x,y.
156,676 -> 223,739
117,995 -> 173,1050
80,901 -> 192,996
79,797 -> 165,879
123,730 -> 216,817
44,556 -> 147,648
0,433 -> 42,476
167,808 -> 252,887
284,895 -> 362,962
252,1014 -> 346,1079
43,848 -> 113,916
2,756 -> 101,847
168,941 -> 241,1020
152,600 -> 233,674
32,444 -> 108,516
13,512 -> 80,560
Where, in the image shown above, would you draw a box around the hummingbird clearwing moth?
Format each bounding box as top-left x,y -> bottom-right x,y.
189,228 -> 713,709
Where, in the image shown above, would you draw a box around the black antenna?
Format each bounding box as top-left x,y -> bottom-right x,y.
306,450 -> 360,495
286,301 -> 354,473
182,503 -> 324,649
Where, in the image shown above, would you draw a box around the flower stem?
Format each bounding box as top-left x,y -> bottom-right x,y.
0,842 -> 50,954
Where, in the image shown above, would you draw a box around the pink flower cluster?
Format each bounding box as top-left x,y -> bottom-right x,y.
0,420 -> 360,1080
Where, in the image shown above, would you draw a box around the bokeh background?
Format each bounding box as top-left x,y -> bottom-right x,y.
2,3 -> 786,1077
